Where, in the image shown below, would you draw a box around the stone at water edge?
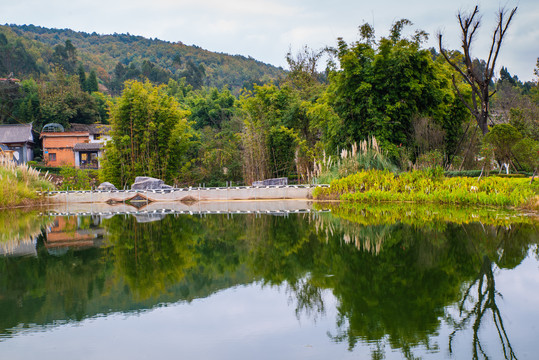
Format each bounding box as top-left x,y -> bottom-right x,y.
131,176 -> 172,190
97,182 -> 117,190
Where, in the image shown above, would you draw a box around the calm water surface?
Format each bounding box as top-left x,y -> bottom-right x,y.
0,204 -> 538,359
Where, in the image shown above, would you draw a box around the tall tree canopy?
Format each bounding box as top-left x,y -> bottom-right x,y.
101,80 -> 195,187
327,20 -> 460,156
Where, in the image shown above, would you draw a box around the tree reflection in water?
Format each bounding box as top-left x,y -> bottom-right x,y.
448,255 -> 517,360
0,205 -> 537,359
310,204 -> 537,359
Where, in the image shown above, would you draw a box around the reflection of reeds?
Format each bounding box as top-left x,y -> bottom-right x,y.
312,212 -> 390,255
0,237 -> 36,255
0,211 -> 54,255
0,211 -> 52,243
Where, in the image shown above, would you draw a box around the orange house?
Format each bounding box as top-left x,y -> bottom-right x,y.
41,123 -> 110,168
41,131 -> 90,167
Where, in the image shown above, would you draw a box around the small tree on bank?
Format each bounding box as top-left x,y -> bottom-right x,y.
101,80 -> 195,188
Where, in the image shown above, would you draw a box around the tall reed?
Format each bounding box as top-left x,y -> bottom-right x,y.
312,137 -> 397,184
0,159 -> 54,208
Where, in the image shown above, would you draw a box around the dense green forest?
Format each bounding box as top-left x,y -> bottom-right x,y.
0,17 -> 538,187
1,24 -> 284,92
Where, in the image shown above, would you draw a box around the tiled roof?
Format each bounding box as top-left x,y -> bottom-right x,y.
73,142 -> 103,151
70,123 -> 111,135
0,124 -> 33,144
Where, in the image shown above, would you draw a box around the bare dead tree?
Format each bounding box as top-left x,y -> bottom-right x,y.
438,6 -> 517,135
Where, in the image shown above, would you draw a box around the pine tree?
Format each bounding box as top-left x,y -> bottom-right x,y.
86,70 -> 98,93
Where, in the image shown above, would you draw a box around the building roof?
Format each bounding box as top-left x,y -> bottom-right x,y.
40,131 -> 89,139
73,142 -> 103,151
70,123 -> 111,135
0,124 -> 33,144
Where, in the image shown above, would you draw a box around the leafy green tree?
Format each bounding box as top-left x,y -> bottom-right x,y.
483,124 -> 522,170
52,39 -> 77,74
38,70 -> 102,129
13,79 -> 41,125
101,80 -> 195,187
0,78 -> 22,123
165,78 -> 193,101
182,60 -> 206,89
267,126 -> 304,178
186,87 -> 236,130
86,70 -> 99,93
77,64 -> 87,91
284,46 -> 326,101
90,91 -> 110,124
328,20 -> 459,157
186,121 -> 243,186
512,137 -> 539,174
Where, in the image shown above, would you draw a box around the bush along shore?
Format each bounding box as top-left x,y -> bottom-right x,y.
313,169 -> 539,209
0,161 -> 53,208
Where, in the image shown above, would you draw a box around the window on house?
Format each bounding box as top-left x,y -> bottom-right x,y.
94,134 -> 101,140
49,153 -> 56,161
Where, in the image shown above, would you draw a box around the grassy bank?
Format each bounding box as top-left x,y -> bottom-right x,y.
313,169 -> 539,208
0,162 -> 54,208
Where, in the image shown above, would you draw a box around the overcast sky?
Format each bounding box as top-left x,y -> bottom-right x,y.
1,0 -> 537,81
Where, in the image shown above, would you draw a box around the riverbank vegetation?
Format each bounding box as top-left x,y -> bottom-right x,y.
313,169 -> 539,207
0,161 -> 53,208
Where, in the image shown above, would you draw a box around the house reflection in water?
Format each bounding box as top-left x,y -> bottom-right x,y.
44,216 -> 106,253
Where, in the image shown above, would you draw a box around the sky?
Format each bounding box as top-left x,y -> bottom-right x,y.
1,0 -> 538,81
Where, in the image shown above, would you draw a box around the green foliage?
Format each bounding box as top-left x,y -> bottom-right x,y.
0,28 -> 43,77
58,165 -> 97,190
100,80 -> 195,187
186,87 -> 236,130
512,137 -> 539,172
415,149 -> 444,170
314,169 -> 539,207
267,126 -> 302,178
317,202 -> 536,232
86,70 -> 99,93
327,20 -> 462,154
444,170 -> 483,178
483,124 -> 523,164
509,107 -> 539,141
188,122 -> 243,186
35,70 -> 104,130
52,40 -> 77,74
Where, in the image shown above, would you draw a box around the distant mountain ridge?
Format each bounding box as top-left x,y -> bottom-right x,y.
1,24 -> 285,93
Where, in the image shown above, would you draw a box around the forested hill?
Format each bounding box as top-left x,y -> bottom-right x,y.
1,24 -> 285,93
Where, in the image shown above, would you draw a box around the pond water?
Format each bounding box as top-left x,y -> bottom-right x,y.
0,203 -> 538,359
